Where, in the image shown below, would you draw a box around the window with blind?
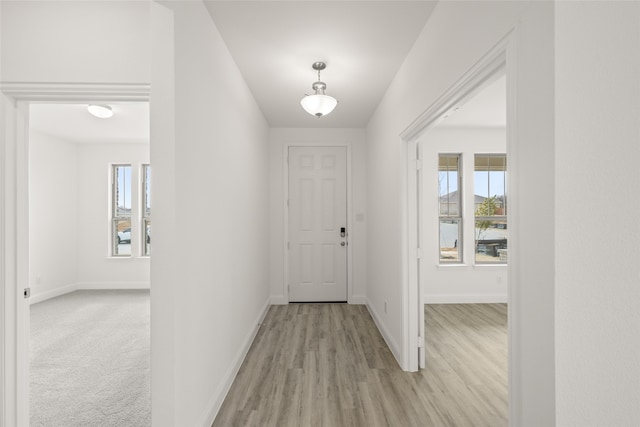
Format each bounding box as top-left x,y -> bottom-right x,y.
438,154 -> 462,263
474,154 -> 507,264
112,164 -> 132,256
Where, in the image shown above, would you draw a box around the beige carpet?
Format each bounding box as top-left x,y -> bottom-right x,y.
30,290 -> 150,427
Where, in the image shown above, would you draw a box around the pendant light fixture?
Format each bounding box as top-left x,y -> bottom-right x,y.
87,104 -> 114,119
300,62 -> 338,117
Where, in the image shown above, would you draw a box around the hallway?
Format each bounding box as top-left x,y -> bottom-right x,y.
213,304 -> 507,427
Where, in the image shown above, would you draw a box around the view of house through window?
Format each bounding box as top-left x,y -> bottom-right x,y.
112,165 -> 132,256
111,164 -> 151,257
142,165 -> 151,256
474,154 -> 507,263
438,154 -> 462,262
438,153 -> 508,264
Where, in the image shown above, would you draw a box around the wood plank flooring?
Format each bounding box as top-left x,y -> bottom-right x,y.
213,303 -> 507,427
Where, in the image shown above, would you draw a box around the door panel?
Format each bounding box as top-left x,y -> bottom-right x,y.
289,146 -> 347,302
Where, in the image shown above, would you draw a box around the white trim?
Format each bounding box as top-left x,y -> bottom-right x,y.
405,139 -> 419,371
29,284 -> 77,305
283,142 -> 354,304
349,294 -> 367,305
195,298 -> 271,427
77,282 -> 151,290
30,283 -> 153,305
15,101 -> 30,427
400,27 -> 516,420
0,82 -> 150,102
504,29 -> 518,427
0,98 -> 5,427
399,32 -> 510,141
366,301 -> 402,367
270,295 -> 288,305
1,92 -> 19,427
424,294 -> 507,304
0,82 -> 150,427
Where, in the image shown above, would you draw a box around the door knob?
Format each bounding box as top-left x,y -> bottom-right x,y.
341,242 -> 346,246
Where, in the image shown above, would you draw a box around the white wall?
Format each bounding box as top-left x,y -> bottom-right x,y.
29,130 -> 78,301
149,3 -> 175,425
0,1 -> 149,83
555,2 -> 640,425
0,2 -> 5,423
366,2 -> 555,425
153,2 -> 270,426
420,127 -> 507,303
29,132 -> 151,302
76,143 -> 150,288
269,128 -> 367,304
1,2 -> 152,425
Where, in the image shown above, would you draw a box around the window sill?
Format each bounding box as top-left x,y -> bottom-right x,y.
106,256 -> 150,260
473,263 -> 507,270
437,263 -> 508,270
437,263 -> 469,270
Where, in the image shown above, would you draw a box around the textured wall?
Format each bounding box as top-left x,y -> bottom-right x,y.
366,1 -> 555,424
555,2 -> 640,425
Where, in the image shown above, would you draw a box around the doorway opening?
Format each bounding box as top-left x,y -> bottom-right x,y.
402,34 -> 514,424
0,83 -> 151,425
28,102 -> 151,425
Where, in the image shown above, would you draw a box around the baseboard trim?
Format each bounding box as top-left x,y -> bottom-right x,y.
271,294 -> 366,305
424,294 -> 507,304
270,295 -> 288,305
76,281 -> 151,290
366,301 -> 403,369
197,297 -> 271,427
30,282 -> 153,304
349,294 -> 367,305
29,284 -> 77,305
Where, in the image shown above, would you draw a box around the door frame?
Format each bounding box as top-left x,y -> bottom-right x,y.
400,28 -> 515,385
283,142 -> 353,303
0,82 -> 150,427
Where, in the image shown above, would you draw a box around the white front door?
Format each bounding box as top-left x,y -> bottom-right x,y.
288,146 -> 347,302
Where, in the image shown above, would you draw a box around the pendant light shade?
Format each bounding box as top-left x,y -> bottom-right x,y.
300,94 -> 338,118
300,62 -> 337,117
87,104 -> 113,119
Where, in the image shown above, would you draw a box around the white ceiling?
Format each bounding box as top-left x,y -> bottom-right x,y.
30,103 -> 149,144
438,75 -> 506,129
28,3 -> 505,142
204,1 -> 437,128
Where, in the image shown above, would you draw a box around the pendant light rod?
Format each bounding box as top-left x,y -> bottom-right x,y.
301,61 -> 338,118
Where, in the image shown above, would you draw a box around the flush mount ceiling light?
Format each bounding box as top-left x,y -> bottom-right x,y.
300,62 -> 338,118
87,104 -> 113,119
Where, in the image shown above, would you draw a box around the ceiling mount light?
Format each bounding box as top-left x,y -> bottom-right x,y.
87,104 -> 113,119
300,61 -> 338,118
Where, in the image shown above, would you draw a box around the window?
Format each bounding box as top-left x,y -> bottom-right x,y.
142,165 -> 151,256
438,154 -> 462,263
474,155 -> 507,263
112,165 -> 132,256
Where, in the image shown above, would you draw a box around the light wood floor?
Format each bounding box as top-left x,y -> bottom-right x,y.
213,303 -> 507,427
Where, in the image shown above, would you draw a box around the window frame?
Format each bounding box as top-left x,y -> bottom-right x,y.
474,154 -> 507,265
141,164 -> 151,257
438,153 -> 463,264
111,164 -> 133,257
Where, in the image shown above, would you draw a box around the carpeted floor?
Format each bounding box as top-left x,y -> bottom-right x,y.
30,290 -> 151,427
